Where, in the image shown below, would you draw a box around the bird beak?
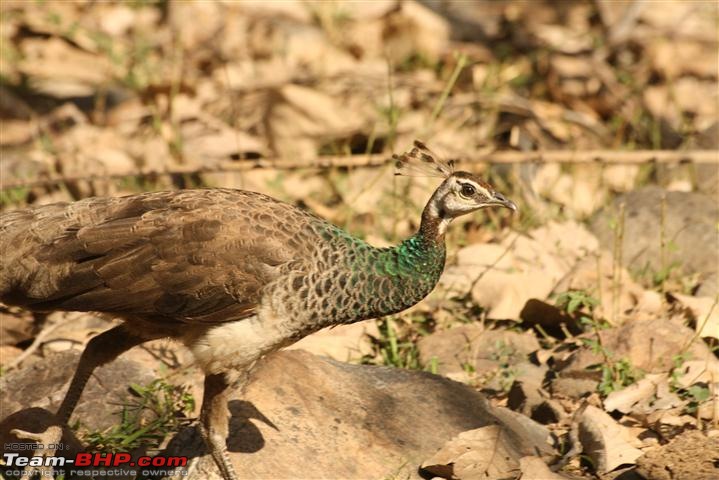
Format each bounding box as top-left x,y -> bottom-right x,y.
491,192 -> 518,212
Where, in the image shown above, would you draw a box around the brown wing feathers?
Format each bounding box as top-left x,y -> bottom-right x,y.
0,190 -> 314,325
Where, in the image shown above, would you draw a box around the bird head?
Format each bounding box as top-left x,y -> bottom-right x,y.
430,170 -> 517,218
394,140 -> 517,237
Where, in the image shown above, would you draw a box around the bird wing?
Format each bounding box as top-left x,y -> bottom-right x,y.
1,189 -> 318,324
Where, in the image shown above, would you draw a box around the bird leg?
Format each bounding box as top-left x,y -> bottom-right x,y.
9,426 -> 63,479
9,325 -> 150,479
199,372 -> 238,480
57,324 -> 151,422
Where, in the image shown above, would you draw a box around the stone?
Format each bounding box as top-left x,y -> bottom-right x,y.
554,317 -> 719,377
167,350 -> 554,479
416,324 -> 541,380
590,187 -> 718,295
0,350 -> 155,431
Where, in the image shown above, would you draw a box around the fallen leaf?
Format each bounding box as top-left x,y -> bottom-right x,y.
603,374 -> 666,414
578,405 -> 643,473
519,456 -> 567,480
420,425 -> 521,480
669,293 -> 719,341
287,320 -> 379,362
442,221 -> 599,320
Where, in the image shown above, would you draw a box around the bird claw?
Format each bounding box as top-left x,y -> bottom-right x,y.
9,426 -> 64,478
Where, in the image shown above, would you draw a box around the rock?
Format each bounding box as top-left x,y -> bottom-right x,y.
590,187 -> 718,295
0,350 -> 155,431
416,324 -> 542,388
550,376 -> 598,399
636,430 -> 719,480
167,350 -> 554,479
554,316 -> 719,378
0,309 -> 35,347
508,380 -> 564,424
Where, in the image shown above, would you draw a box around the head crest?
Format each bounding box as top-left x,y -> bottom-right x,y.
393,140 -> 455,178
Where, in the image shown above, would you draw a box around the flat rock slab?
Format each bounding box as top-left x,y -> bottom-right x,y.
590,186 -> 718,295
1,348 -> 552,480
168,349 -> 553,479
0,350 -> 155,431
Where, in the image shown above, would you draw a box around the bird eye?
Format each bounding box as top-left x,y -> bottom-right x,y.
460,183 -> 476,197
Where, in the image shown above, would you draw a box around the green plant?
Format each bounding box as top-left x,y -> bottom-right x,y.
371,317 -> 421,370
0,187 -> 30,207
556,289 -> 643,395
76,379 -> 194,453
681,384 -> 711,413
425,356 -> 439,375
363,315 -> 436,371
487,340 -> 519,393
668,352 -> 712,415
596,357 -> 642,396
669,352 -> 691,387
428,52 -> 468,127
555,290 -> 600,318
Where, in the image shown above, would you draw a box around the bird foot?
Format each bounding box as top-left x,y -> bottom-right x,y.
9,426 -> 64,478
214,446 -> 238,480
199,428 -> 238,480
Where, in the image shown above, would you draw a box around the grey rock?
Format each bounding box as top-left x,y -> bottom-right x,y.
417,324 -> 541,380
167,349 -> 554,479
550,377 -> 598,399
0,350 -> 155,431
590,186 -> 718,295
1,348 -> 554,480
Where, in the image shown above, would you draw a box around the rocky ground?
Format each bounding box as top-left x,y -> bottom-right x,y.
1,1 -> 718,480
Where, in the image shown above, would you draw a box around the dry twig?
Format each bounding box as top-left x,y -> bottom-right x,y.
2,150 -> 716,190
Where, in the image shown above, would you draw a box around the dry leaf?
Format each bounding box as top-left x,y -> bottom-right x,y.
287,320 -> 379,362
420,425 -> 521,480
442,221 -> 598,320
552,250 -> 644,324
671,359 -> 719,389
603,374 -> 666,414
19,38 -> 112,98
518,456 -> 567,480
266,84 -> 364,159
578,405 -> 643,473
382,0 -> 450,65
670,293 -> 719,341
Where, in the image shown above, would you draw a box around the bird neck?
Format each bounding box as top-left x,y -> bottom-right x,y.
304,220 -> 447,328
351,234 -> 445,320
419,190 -> 451,244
